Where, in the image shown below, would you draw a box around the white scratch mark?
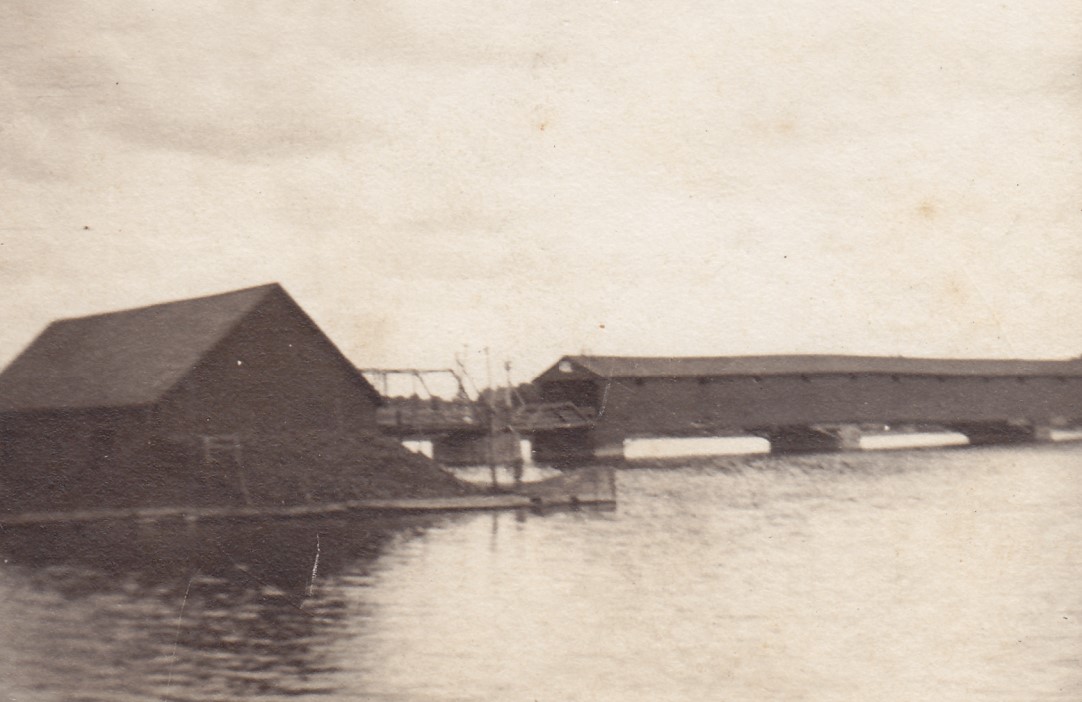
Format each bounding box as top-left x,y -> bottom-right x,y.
166,572 -> 196,691
306,534 -> 321,600
596,378 -> 612,419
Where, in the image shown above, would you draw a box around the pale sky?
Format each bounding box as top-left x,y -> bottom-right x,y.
2,1 -> 1080,387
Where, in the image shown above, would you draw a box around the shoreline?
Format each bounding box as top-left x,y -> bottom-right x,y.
0,464 -> 617,529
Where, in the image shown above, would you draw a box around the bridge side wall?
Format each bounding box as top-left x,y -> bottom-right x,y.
553,374 -> 1082,438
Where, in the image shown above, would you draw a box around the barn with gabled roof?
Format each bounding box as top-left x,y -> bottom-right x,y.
0,283 -> 469,512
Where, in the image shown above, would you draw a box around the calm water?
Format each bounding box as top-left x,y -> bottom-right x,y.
1,443 -> 1080,701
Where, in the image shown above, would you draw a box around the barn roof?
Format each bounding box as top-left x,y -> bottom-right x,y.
0,283 -> 373,413
544,354 -> 1082,380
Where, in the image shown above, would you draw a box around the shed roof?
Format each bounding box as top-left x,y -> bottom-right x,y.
543,354 -> 1082,381
0,283 -> 296,412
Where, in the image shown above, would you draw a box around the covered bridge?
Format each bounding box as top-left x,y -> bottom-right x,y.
0,283 -> 466,513
531,354 -> 1082,460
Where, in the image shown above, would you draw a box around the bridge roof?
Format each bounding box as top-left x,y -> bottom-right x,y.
539,355 -> 1082,381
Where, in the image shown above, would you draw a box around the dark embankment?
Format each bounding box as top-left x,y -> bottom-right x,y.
0,429 -> 480,514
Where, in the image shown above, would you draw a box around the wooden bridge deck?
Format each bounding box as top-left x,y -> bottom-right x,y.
378,401 -> 595,437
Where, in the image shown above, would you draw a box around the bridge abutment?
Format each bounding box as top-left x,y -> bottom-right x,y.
762,425 -> 862,454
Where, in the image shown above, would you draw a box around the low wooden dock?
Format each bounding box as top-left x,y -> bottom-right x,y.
0,465 -> 616,530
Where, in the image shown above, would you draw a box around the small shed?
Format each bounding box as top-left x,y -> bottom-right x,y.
0,284 -> 464,512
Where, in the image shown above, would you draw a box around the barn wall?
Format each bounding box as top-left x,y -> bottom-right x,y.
150,290 -> 380,505
0,408 -> 156,511
157,289 -> 377,441
555,374 -> 1082,437
0,287 -> 388,512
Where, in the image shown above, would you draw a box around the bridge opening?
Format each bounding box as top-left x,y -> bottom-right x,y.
1051,428 -> 1082,442
859,431 -> 969,451
624,436 -> 770,459
402,439 -> 434,458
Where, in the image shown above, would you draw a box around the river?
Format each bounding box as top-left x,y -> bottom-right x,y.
0,442 -> 1079,701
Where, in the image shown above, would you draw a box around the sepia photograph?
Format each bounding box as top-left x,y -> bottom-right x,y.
1,2 -> 1080,700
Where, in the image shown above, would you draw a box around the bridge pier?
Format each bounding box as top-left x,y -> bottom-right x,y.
762,425 -> 862,454
952,422 -> 1052,447
592,431 -> 627,461
531,428 -> 590,465
531,428 -> 625,466
432,431 -> 521,467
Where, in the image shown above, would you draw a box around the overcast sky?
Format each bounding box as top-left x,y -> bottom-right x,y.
2,1 -> 1080,386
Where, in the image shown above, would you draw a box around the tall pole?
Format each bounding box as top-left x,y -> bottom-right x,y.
485,346 -> 497,489
505,359 -> 523,484
504,360 -> 514,409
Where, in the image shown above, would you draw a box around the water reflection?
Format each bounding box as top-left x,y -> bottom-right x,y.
0,445 -> 1080,701
0,516 -> 440,702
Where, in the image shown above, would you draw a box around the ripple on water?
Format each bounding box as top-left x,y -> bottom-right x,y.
0,444 -> 1079,701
